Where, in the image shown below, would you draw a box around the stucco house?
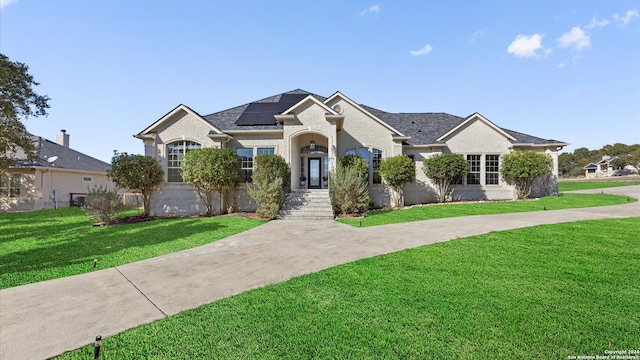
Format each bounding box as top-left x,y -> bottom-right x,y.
1,130 -> 111,211
136,89 -> 568,216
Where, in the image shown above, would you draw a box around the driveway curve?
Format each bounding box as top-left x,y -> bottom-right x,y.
1,185 -> 639,359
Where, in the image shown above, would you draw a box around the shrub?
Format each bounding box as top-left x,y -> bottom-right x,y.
378,155 -> 416,207
337,155 -> 368,184
181,148 -> 240,216
500,150 -> 553,199
108,152 -> 164,217
86,185 -> 122,223
330,165 -> 371,216
248,154 -> 289,219
423,153 -> 469,203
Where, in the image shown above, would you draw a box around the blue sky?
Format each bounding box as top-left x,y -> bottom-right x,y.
1,0 -> 639,163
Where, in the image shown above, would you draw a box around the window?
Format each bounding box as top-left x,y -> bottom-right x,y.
466,155 -> 481,185
0,174 -> 21,198
344,147 -> 383,184
372,148 -> 383,184
82,176 -> 92,182
485,155 -> 500,185
167,141 -> 201,182
237,148 -> 253,183
257,147 -> 274,155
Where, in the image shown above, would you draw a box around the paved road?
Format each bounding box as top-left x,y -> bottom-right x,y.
1,186 -> 639,359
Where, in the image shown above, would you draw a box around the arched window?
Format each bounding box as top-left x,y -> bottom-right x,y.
343,147 -> 383,184
167,140 -> 201,182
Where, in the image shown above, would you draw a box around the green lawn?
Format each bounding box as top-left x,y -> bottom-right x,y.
558,179 -> 640,191
0,208 -> 266,289
338,193 -> 635,227
59,217 -> 640,359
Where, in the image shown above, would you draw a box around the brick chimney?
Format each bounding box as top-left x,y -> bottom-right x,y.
56,129 -> 70,147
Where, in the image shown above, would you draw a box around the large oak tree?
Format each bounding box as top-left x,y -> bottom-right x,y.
1,53 -> 50,172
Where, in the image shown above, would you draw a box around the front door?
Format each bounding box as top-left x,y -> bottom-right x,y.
308,158 -> 321,189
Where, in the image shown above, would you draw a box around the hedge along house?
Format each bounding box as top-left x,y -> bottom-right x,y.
1,130 -> 112,211
135,89 -> 568,216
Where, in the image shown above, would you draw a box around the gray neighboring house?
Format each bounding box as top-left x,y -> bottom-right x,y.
1,130 -> 112,211
136,89 -> 569,216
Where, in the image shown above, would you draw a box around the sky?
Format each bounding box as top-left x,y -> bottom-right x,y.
1,0 -> 639,163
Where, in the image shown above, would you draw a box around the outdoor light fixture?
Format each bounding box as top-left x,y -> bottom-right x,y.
309,140 -> 315,150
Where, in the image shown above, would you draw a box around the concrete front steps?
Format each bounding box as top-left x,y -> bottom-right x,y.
278,189 -> 335,220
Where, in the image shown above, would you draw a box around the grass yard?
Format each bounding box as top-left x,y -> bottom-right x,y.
558,179 -> 640,191
59,217 -> 640,359
0,208 -> 266,289
338,193 -> 635,227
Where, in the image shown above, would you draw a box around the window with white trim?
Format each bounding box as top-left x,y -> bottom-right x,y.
485,155 -> 500,185
466,154 -> 481,185
372,148 -> 383,184
257,147 -> 274,155
237,148 -> 253,183
0,174 -> 21,198
82,176 -> 92,182
167,140 -> 201,182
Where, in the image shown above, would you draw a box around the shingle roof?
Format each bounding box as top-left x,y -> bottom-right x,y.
201,89 -> 564,146
202,89 -> 326,131
13,135 -> 110,173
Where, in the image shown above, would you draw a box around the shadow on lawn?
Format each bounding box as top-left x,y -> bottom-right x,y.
0,218 -> 225,275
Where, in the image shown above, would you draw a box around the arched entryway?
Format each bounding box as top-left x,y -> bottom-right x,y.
291,132 -> 331,190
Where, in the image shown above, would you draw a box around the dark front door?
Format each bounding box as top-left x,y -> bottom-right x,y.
308,158 -> 321,189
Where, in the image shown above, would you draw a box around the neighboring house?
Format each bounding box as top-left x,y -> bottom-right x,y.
136,89 -> 568,216
1,130 -> 112,211
583,155 -> 638,178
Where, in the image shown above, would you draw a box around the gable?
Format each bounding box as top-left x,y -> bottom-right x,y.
444,116 -> 513,153
137,104 -> 223,137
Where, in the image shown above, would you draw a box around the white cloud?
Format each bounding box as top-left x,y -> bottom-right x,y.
558,26 -> 591,51
585,16 -> 610,29
507,34 -> 546,58
469,30 -> 485,43
0,0 -> 20,9
614,10 -> 639,26
409,44 -> 433,56
360,4 -> 380,17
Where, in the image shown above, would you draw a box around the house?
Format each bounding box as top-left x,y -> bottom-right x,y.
583,155 -> 637,178
135,89 -> 568,216
1,130 -> 112,211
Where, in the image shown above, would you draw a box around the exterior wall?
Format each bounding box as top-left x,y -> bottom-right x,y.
443,119 -> 516,201
147,110 -> 226,216
1,168 -> 110,211
283,102 -> 338,191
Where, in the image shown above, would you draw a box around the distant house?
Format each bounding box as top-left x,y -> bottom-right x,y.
1,130 -> 112,211
136,89 -> 568,216
583,155 -> 638,178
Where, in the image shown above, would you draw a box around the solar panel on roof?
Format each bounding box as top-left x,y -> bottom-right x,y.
235,93 -> 309,126
279,93 -> 308,104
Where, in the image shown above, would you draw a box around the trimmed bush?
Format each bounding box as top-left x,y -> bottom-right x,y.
248,154 -> 289,219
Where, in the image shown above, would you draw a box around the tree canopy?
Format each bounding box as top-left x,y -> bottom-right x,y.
378,155 -> 416,207
423,153 -> 469,203
500,150 -> 552,199
0,53 -> 51,172
107,152 -> 164,217
180,148 -> 240,216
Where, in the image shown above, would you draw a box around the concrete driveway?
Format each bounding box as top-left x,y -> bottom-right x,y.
1,185 -> 639,359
